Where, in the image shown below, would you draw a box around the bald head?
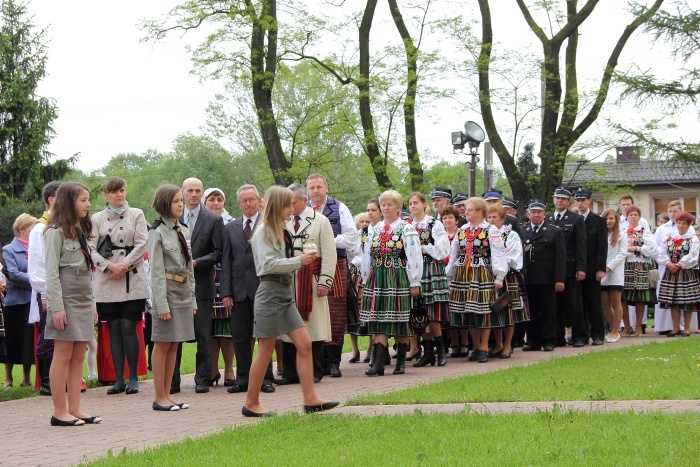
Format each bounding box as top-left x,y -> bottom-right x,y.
182,178 -> 204,209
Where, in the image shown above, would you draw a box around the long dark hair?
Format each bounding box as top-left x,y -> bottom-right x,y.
46,182 -> 93,240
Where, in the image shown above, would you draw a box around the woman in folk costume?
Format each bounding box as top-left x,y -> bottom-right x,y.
407,192 -> 451,368
621,206 -> 657,337
656,211 -> 700,337
360,190 -> 423,377
486,203 -> 528,359
446,197 -> 507,364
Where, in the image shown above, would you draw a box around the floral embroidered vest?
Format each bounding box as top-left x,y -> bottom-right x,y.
416,218 -> 435,262
626,227 -> 644,257
665,235 -> 692,263
370,222 -> 408,269
457,224 -> 492,266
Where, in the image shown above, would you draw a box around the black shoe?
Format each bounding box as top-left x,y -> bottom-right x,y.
591,339 -> 604,346
304,401 -> 340,414
366,342 -> 387,377
169,386 -> 181,395
261,383 -> 276,393
362,355 -> 371,363
152,402 -> 180,412
435,336 -> 447,367
572,341 -> 585,348
242,406 -> 276,418
50,416 -> 85,426
79,416 -> 102,424
500,348 -> 514,359
467,351 -> 479,361
227,384 -> 246,394
488,348 -> 503,358
566,338 -> 573,346
313,377 -> 321,383
348,353 -> 360,363
522,345 -> 541,352
207,373 -> 221,386
125,386 -> 139,395
106,385 -> 126,395
393,343 -> 408,375
413,341 -> 436,367
329,363 -> 342,378
543,345 -> 555,351
477,350 -> 489,363
658,330 -> 671,335
195,385 -> 209,393
224,379 -> 236,387
177,402 -> 189,409
273,377 -> 297,385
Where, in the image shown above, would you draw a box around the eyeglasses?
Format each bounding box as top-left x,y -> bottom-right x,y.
238,197 -> 259,205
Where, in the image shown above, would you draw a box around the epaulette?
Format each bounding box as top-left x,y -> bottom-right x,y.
48,223 -> 60,229
149,218 -> 164,231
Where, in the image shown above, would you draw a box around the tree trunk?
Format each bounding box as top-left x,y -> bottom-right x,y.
388,0 -> 423,191
248,0 -> 292,186
358,0 -> 392,190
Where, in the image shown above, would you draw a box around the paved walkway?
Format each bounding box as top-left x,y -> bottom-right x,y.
1,332 -> 697,466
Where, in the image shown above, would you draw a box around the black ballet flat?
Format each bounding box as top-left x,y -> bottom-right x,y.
303,401 -> 340,414
362,356 -> 371,363
51,416 -> 85,427
80,416 -> 102,424
500,348 -> 514,359
242,406 -> 276,418
106,385 -> 126,395
666,331 -> 682,337
125,386 -> 139,395
224,379 -> 236,387
152,402 -> 180,412
348,354 -> 360,363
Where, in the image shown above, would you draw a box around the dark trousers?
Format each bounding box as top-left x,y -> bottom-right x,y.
230,297 -> 273,388
525,284 -> 557,348
172,298 -> 213,387
35,293 -> 54,360
580,278 -> 605,341
555,276 -> 587,344
282,340 -> 324,382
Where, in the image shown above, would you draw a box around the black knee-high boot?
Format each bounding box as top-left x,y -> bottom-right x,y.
435,335 -> 447,367
393,343 -> 408,375
37,358 -> 52,396
413,340 -> 435,367
365,343 -> 387,376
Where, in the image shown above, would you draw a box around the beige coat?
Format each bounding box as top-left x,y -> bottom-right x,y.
89,204 -> 150,303
282,207 -> 337,342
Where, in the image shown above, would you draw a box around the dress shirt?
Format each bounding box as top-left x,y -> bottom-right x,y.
27,221 -> 47,323
311,196 -> 360,251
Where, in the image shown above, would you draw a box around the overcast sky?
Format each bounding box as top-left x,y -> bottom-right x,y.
30,0 -> 692,174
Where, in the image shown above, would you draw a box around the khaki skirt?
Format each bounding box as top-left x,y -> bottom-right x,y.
45,269 -> 95,342
253,280 -> 305,339
151,279 -> 195,343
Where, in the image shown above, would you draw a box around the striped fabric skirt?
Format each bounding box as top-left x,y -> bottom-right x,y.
360,265 -> 413,337
421,257 -> 450,322
449,262 -> 498,329
622,261 -> 657,305
658,268 -> 700,312
502,270 -> 529,326
212,265 -> 232,338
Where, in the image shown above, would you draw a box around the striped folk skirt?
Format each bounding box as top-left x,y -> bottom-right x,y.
622,261 -> 658,305
212,266 -> 232,338
360,265 -> 413,337
658,267 -> 700,312
449,262 -> 499,329
421,257 -> 450,323
501,270 -> 529,326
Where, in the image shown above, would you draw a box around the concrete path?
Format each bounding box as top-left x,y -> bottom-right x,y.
0,332 -> 696,466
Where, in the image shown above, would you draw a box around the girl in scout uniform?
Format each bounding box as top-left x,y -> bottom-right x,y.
148,184 -> 196,412
44,182 -> 99,426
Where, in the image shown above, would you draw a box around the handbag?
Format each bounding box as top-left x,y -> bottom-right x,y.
409,296 -> 429,330
489,290 -> 513,314
649,268 -> 660,288
96,234 -> 113,258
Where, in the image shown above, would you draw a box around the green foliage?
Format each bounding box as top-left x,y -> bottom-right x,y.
0,0 -> 57,202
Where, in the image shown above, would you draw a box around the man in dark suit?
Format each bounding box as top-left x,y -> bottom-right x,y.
171,178 -> 224,394
521,200 -> 566,351
220,184 -> 275,394
574,189 -> 607,345
546,187 -> 588,348
483,188 -> 524,240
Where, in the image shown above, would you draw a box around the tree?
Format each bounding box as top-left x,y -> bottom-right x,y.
474,0 -> 665,203
0,0 -> 58,201
615,0 -> 700,160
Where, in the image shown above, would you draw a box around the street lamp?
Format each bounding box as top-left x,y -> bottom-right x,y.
451,121 -> 485,197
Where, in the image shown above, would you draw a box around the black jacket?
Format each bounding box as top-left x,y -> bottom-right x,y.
582,211 -> 607,275
522,223 -> 566,285
179,208 -> 223,301
546,210 -> 586,277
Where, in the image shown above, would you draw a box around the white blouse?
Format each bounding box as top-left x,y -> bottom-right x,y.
360,218 -> 423,287
446,220 -> 508,285
601,231 -> 627,286
411,215 -> 450,261
499,224 -> 523,272
656,230 -> 700,269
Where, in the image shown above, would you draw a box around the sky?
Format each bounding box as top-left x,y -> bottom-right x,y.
28,0 -> 694,174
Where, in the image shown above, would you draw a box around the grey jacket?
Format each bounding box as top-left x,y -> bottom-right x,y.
44,227 -> 96,313
89,204 -> 149,303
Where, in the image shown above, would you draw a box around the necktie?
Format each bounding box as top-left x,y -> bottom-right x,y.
243,218 -> 252,241
533,225 -> 539,234
174,226 -> 191,267
188,210 -> 196,231
294,215 -> 301,232
555,213 -> 561,224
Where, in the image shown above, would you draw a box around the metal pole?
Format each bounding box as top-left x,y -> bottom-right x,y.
469,151 -> 477,197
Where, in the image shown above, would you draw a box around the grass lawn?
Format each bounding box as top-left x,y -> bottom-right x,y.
90,411 -> 700,465
0,334 -> 370,402
349,339 -> 700,406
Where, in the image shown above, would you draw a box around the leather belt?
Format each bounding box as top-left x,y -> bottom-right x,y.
260,274 -> 292,286
165,273 -> 188,283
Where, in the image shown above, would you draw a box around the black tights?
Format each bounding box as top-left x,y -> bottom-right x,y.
108,317 -> 140,386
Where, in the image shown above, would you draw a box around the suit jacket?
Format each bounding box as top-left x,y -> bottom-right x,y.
521,223 -> 566,285
179,208 -> 223,301
1,237 -> 32,306
220,215 -> 260,302
582,211 -> 607,275
546,210 -> 586,277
